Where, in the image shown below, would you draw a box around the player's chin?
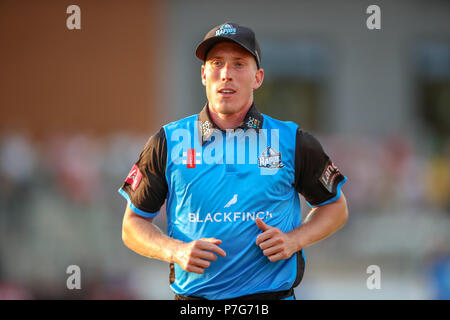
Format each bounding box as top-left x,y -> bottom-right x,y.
214,101 -> 238,114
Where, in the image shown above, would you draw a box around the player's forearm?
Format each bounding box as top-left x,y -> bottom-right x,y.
122,210 -> 184,264
289,193 -> 349,251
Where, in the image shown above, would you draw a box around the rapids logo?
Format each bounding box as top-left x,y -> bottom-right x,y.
258,147 -> 284,169
215,24 -> 237,36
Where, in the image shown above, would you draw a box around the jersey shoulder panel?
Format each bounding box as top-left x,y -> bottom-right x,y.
163,114 -> 199,132
261,113 -> 299,133
294,129 -> 347,206
118,127 -> 168,217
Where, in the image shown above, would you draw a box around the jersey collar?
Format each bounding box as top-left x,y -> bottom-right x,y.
198,102 -> 264,145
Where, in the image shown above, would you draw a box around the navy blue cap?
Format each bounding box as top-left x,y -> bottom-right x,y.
195,22 -> 261,69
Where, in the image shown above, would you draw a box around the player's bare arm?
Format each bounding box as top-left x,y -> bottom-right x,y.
256,192 -> 348,262
122,206 -> 226,274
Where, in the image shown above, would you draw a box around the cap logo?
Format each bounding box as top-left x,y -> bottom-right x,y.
216,24 -> 236,36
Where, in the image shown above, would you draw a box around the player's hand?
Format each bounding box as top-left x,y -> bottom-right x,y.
255,218 -> 296,262
175,238 -> 226,274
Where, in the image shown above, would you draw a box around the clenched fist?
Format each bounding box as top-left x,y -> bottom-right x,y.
174,238 -> 226,274
255,218 -> 297,262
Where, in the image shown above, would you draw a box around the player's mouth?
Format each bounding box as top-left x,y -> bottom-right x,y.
218,88 -> 236,97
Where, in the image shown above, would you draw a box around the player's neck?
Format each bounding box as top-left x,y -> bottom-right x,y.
207,102 -> 252,130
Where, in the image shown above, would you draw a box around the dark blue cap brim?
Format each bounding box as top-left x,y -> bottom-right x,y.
195,36 -> 261,69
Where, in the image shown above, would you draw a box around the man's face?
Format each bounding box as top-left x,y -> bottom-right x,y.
201,41 -> 264,115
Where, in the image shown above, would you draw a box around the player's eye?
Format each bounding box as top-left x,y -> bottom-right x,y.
211,60 -> 223,68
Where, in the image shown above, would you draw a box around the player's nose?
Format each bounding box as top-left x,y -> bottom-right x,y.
220,63 -> 233,81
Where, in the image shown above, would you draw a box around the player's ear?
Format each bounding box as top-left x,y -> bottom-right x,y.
201,64 -> 207,86
253,68 -> 264,90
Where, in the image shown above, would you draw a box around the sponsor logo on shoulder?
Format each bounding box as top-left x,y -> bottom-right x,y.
320,161 -> 340,193
125,164 -> 143,191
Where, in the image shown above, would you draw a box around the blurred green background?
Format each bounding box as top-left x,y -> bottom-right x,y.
0,0 -> 449,299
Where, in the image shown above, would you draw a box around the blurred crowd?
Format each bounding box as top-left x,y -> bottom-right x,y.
0,130 -> 449,299
0,131 -> 148,299
321,133 -> 450,215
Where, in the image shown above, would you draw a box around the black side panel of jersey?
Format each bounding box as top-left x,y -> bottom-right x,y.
291,250 -> 305,289
293,129 -> 345,206
120,127 -> 168,213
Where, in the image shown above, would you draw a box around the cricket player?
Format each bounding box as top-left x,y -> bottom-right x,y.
119,22 -> 349,300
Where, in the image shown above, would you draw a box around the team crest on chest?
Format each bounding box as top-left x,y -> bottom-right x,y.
258,147 -> 284,169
